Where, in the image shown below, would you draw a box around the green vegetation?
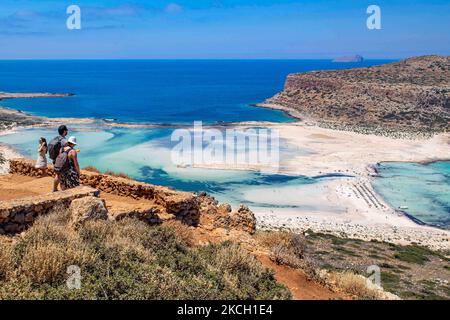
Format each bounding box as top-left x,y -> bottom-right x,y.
287,230 -> 450,300
393,245 -> 436,265
0,212 -> 291,300
380,272 -> 401,292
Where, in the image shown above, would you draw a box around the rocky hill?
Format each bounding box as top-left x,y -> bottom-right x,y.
261,55 -> 450,137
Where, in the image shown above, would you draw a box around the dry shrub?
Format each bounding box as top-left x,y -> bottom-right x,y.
164,220 -> 194,246
19,243 -> 96,284
21,209 -> 75,249
15,208 -> 96,284
0,237 -> 13,279
214,243 -> 263,276
328,271 -> 385,300
105,224 -> 155,264
83,166 -> 132,179
104,170 -> 132,180
255,231 -> 293,248
83,166 -> 100,173
0,211 -> 291,300
256,231 -> 306,268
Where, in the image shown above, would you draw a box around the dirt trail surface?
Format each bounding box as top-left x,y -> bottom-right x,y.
257,255 -> 347,300
0,173 -> 347,300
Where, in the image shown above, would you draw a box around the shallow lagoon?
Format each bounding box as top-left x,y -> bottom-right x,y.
373,162 -> 450,229
0,127 -> 346,214
2,127 -> 449,228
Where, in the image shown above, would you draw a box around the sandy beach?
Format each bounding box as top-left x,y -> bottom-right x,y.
1,107 -> 450,250
0,143 -> 21,175
189,122 -> 450,250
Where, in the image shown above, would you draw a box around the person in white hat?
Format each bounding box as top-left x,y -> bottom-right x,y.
58,136 -> 81,190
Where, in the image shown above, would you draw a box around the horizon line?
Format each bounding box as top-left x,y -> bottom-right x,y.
0,57 -> 402,61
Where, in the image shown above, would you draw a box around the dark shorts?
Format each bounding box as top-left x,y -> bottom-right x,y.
59,169 -> 80,190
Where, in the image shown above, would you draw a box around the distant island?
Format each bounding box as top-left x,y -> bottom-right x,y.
258,55 -> 450,137
0,92 -> 73,101
332,55 -> 364,63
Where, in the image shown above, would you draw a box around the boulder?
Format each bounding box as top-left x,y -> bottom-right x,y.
70,196 -> 108,227
230,205 -> 257,235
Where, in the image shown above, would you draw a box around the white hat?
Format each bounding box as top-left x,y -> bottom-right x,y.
67,136 -> 77,146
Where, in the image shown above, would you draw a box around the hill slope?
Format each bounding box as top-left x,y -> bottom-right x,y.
261,55 -> 450,136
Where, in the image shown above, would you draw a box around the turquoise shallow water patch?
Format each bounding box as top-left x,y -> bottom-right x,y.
373,162 -> 450,229
0,127 -> 343,213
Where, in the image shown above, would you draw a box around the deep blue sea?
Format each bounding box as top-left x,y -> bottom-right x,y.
1,59 -> 448,228
0,59 -> 390,123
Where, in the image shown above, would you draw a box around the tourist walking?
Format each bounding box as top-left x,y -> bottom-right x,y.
54,136 -> 81,190
35,137 -> 48,175
48,125 -> 68,192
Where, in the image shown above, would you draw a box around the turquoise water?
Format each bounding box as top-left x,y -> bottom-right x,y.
0,127 -> 343,213
2,128 -> 449,228
373,162 -> 450,229
2,59 -> 448,228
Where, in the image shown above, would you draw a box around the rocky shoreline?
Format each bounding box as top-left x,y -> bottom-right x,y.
0,92 -> 73,100
259,55 -> 450,137
257,214 -> 450,252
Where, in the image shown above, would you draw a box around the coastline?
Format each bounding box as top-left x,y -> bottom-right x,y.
1,117 -> 450,250
1,97 -> 450,250
0,92 -> 73,100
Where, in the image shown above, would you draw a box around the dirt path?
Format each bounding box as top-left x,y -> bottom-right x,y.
257,255 -> 347,300
0,174 -> 161,215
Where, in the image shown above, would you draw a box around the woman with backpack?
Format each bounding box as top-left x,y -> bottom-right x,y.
35,137 -> 48,175
49,125 -> 68,192
56,136 -> 81,190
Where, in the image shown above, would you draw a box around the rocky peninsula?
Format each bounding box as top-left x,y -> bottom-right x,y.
259,55 -> 450,137
0,92 -> 73,100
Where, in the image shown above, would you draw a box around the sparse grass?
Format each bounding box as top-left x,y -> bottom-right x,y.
380,272 -> 401,292
0,237 -> 13,280
332,246 -> 361,257
255,231 -> 306,269
0,212 -> 291,300
164,220 -> 194,246
104,170 -> 132,180
83,166 -> 100,173
393,245 -> 436,265
400,291 -> 447,300
83,166 -> 132,180
328,271 -> 385,300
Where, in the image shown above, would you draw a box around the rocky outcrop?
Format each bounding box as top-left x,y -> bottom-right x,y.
261,55 -> 450,136
0,186 -> 99,234
69,196 -> 108,227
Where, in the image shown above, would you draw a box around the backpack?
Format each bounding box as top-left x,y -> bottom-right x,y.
54,148 -> 71,174
48,136 -> 64,161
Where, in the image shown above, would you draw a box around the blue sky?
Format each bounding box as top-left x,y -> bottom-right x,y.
0,0 -> 449,59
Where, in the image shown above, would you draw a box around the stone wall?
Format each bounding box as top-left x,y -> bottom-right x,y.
7,158 -> 256,234
0,186 -> 99,234
9,158 -> 197,213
